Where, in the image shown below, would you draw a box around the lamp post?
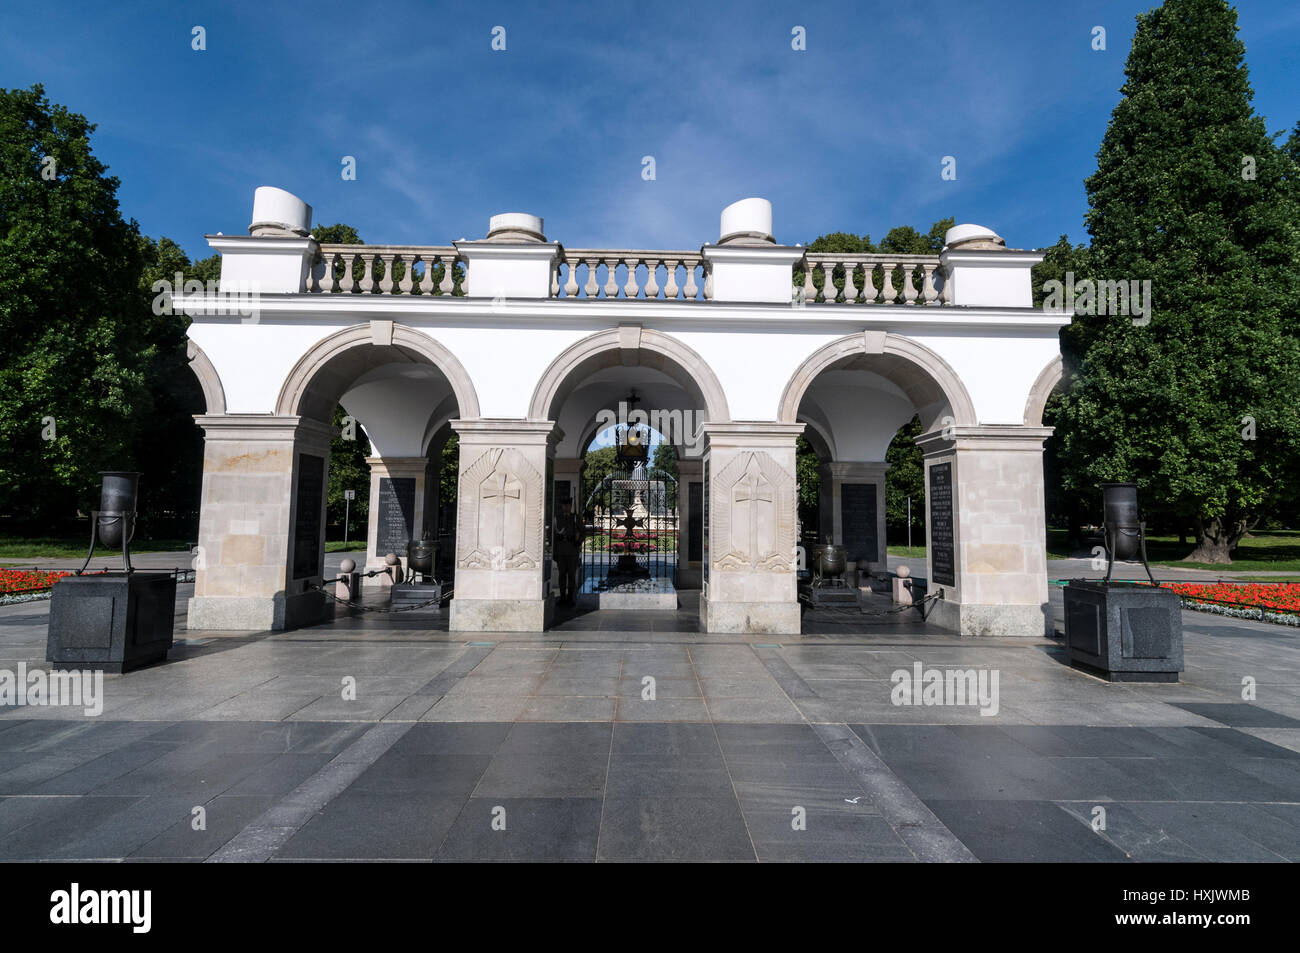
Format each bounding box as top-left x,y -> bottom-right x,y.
343,488 -> 355,548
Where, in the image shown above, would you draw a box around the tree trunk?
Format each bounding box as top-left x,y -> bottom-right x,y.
1185,516 -> 1251,564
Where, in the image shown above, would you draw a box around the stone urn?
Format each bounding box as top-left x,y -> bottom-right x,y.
810,543 -> 847,586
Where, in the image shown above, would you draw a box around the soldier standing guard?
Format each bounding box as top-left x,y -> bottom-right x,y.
553,500 -> 585,606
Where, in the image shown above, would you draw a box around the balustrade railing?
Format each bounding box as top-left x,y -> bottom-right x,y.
796,253 -> 948,305
552,250 -> 710,301
307,244 -> 466,295
302,244 -> 949,306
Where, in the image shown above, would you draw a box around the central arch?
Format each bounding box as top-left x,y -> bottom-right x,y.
276,323 -> 481,421
528,327 -> 730,423
778,331 -> 977,430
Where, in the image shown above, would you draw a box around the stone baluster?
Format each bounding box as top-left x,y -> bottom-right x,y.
879,262 -> 897,303
842,260 -> 858,303
340,253 -> 356,293
801,260 -> 816,304
563,256 -> 579,297
940,269 -> 952,304
439,255 -> 456,295
663,260 -> 679,299
359,254 -> 376,293
379,253 -> 396,294
700,262 -> 711,300
551,264 -> 560,297
921,263 -> 939,305
584,258 -> 600,298
644,259 -> 660,298
419,256 -> 436,294
603,258 -> 620,297
319,250 -> 338,293
398,254 -> 415,294
623,257 -> 639,298
902,263 -> 919,305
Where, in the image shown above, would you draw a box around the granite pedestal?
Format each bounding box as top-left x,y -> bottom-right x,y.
46,572 -> 177,673
1063,580 -> 1183,682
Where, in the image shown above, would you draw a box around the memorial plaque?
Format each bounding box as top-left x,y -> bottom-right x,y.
928,462 -> 955,586
376,477 -> 416,555
840,483 -> 879,564
702,459 -> 710,585
688,481 -> 703,562
293,454 -> 325,579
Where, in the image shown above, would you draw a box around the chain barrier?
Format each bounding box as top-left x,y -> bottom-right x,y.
799,587 -> 944,619
307,576 -> 451,613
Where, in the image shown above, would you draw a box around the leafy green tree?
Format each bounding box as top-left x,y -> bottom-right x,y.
326,405 -> 369,542
581,445 -> 620,507
884,416 -> 924,540
1054,0 -> 1300,562
803,219 -> 952,301
0,84 -> 154,530
134,235 -> 219,537
794,434 -> 821,532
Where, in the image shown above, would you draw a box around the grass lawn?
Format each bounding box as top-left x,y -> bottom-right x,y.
896,529 -> 1300,572
1049,527 -> 1300,571
0,537 -> 194,560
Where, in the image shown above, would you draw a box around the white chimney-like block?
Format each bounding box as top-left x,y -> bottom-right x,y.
939,224 -> 1040,308
250,186 -> 312,237
456,211 -> 559,299
719,197 -> 774,245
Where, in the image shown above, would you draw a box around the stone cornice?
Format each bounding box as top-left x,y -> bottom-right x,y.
916,425 -> 1054,456
173,292 -> 1070,333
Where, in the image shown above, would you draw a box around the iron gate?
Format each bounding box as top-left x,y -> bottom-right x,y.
580,467 -> 678,591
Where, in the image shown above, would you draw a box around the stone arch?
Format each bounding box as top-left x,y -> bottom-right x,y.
1023,354 -> 1064,427
778,332 -> 977,429
276,324 -> 480,421
186,340 -> 226,415
528,327 -> 730,423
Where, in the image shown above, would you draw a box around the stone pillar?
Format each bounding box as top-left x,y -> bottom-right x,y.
916,426 -> 1052,636
699,423 -> 803,634
824,462 -> 889,578
188,415 -> 334,631
676,457 -> 702,589
364,456 -> 435,586
448,420 -> 557,632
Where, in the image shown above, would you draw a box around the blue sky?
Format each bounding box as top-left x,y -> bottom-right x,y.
3,1 -> 1298,260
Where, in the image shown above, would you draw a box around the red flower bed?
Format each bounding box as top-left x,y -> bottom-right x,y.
0,568 -> 74,594
1160,582 -> 1300,614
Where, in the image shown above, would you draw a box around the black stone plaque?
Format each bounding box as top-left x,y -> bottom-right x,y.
928,462 -> 955,586
293,454 -> 325,579
376,477 -> 416,555
840,483 -> 878,564
687,481 -> 703,562
702,459 -> 710,585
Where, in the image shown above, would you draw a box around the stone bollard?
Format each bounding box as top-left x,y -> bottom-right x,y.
337,558 -> 362,603
891,565 -> 914,605
384,552 -> 404,585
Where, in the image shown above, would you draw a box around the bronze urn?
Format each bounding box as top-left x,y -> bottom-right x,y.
406,532 -> 437,583
810,542 -> 847,586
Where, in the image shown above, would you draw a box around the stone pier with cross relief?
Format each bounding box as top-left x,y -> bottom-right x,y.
448,420 -> 559,631
699,422 -> 804,634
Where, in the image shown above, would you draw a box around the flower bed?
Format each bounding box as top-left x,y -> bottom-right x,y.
1159,581 -> 1300,627
0,567 -> 73,605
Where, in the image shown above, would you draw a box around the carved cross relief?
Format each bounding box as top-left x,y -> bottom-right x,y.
457,447 -> 542,571
712,451 -> 794,572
